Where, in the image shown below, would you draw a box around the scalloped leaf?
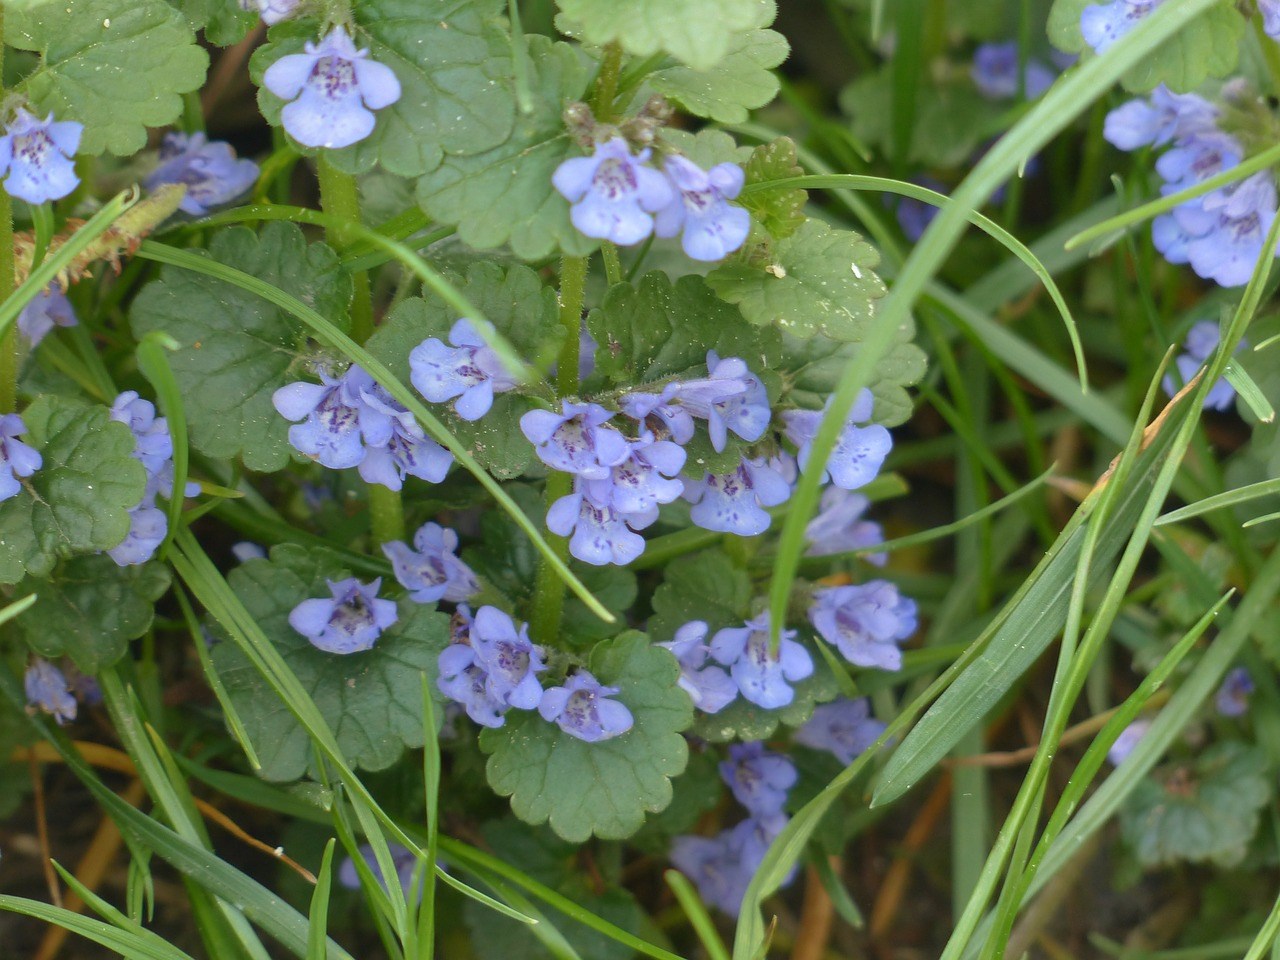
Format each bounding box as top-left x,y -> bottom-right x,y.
649,27 -> 788,124
211,545 -> 450,781
479,632 -> 693,841
11,0 -> 208,156
0,396 -> 146,584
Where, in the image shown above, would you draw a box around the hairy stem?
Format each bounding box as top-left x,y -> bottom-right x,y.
530,255 -> 588,642
315,156 -> 403,545
591,42 -> 624,122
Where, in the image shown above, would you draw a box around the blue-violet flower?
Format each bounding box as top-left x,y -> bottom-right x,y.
719,742 -> 797,817
970,42 -> 1054,100
0,414 -> 41,503
653,155 -> 751,261
809,581 -> 918,671
0,109 -> 82,204
383,522 -> 478,604
25,659 -> 77,725
18,284 -> 77,346
146,132 -> 259,216
658,621 -> 738,714
685,456 -> 792,537
520,401 -> 629,479
794,698 -> 885,765
538,670 -> 633,742
409,319 -> 518,421
1216,667 -> 1254,718
552,137 -> 674,245
782,390 -> 892,491
709,613 -> 813,709
1080,0 -> 1164,54
289,577 -> 398,654
804,487 -> 887,562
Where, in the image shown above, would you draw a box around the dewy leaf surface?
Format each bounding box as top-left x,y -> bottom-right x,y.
212,545 -> 450,782
16,557 -> 171,672
707,220 -> 889,342
0,396 -> 146,584
556,0 -> 773,71
252,0 -> 516,177
10,0 -> 208,156
480,632 -> 693,842
416,36 -> 595,261
129,222 -> 352,473
649,27 -> 788,124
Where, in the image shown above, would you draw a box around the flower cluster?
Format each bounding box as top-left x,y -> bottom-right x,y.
794,698 -> 886,764
0,109 -> 82,204
290,577 -> 398,654
671,742 -> 797,915
971,42 -> 1054,100
1106,85 -> 1278,287
437,605 -> 632,741
1161,320 -> 1241,411
1216,667 -> 1254,718
383,521 -> 479,604
108,391 -> 200,566
1080,0 -> 1165,55
273,364 -> 452,491
809,580 -> 918,671
553,138 -> 751,261
0,413 -> 41,503
146,132 -> 259,216
263,26 -> 401,150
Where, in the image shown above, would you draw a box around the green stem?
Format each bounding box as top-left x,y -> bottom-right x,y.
0,9 -> 14,415
591,42 -> 624,122
601,241 -> 623,288
530,255 -> 588,642
315,155 -> 403,544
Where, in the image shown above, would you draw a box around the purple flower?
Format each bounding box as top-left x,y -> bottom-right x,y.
409,319 -> 518,422
619,383 -> 696,445
658,621 -> 738,714
146,132 -> 259,216
552,137 -> 674,245
355,406 -> 453,491
438,645 -> 507,728
546,481 -> 653,566
520,401 -> 629,479
671,814 -> 793,917
720,742 -> 797,817
653,155 -> 751,261
1103,86 -> 1217,151
685,456 -> 792,537
382,522 -> 478,604
24,660 -> 77,725
242,0 -> 302,24
274,367 -> 395,470
1215,667 -> 1254,718
338,842 -> 417,895
1178,172 -> 1279,289
0,109 -> 81,204
1107,718 -> 1152,765
262,26 -> 402,149
782,390 -> 892,491
794,698 -> 885,765
809,581 -> 918,671
583,436 -> 686,515
232,542 -> 267,563
107,503 -> 168,566
538,670 -> 633,742
709,613 -> 813,709
17,284 -> 77,346
805,488 -> 886,562
1080,0 -> 1165,54
0,413 -> 41,503
1155,131 -> 1241,192
1161,320 -> 1242,410
970,42 -> 1055,100
468,606 -> 546,710
891,176 -> 946,242
1261,0 -> 1280,38
671,352 -> 769,453
288,577 -> 398,654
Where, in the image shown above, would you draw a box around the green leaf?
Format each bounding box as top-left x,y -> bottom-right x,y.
706,220 -> 888,342
416,35 -> 595,261
781,331 -> 926,429
0,396 -> 147,584
1046,0 -> 1244,93
647,551 -> 753,644
165,0 -> 256,45
1121,742 -> 1273,868
15,557 -> 170,672
129,222 -> 352,473
211,544 -> 450,781
10,0 -> 208,156
480,632 -> 693,841
366,261 -> 561,479
840,69 -> 1002,168
737,138 -> 807,242
649,27 -> 788,124
586,272 -> 781,392
556,0 -> 773,71
252,0 -> 516,177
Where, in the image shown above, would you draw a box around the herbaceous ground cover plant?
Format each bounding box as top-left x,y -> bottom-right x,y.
4,0 -> 1280,956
